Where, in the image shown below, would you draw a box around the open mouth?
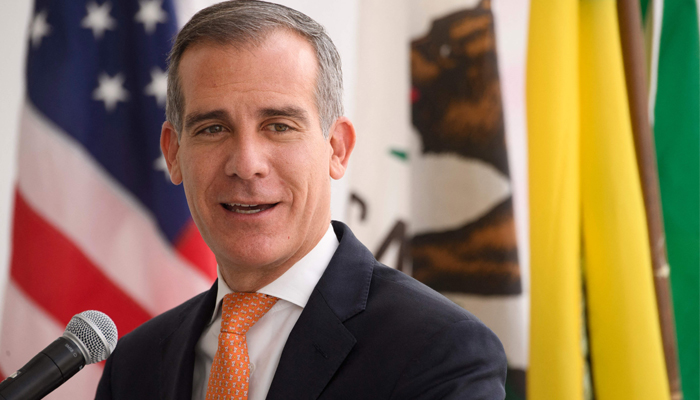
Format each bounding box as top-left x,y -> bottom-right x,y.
221,203 -> 278,214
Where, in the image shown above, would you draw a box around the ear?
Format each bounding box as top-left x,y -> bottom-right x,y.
328,116 -> 356,180
160,121 -> 183,185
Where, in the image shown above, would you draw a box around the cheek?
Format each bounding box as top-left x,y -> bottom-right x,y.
276,143 -> 327,200
303,143 -> 332,198
180,149 -> 219,198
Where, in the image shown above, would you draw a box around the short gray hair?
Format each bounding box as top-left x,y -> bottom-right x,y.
166,0 -> 344,138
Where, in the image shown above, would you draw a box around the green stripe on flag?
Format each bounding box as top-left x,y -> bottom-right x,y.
655,1 -> 700,399
389,148 -> 408,161
505,384 -> 524,400
640,0 -> 650,20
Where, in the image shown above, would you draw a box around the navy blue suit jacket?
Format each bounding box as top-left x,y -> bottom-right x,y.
95,222 -> 507,399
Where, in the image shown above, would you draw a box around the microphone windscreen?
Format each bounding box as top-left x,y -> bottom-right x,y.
62,311 -> 118,364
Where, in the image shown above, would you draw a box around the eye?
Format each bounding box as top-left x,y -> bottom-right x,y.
439,44 -> 451,58
266,123 -> 291,132
198,125 -> 224,135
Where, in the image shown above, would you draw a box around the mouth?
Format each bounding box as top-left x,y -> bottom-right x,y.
221,202 -> 278,214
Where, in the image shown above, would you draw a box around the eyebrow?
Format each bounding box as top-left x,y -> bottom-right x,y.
257,106 -> 310,124
183,106 -> 311,131
184,109 -> 229,131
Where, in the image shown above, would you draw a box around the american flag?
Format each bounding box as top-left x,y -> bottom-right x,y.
0,0 -> 216,397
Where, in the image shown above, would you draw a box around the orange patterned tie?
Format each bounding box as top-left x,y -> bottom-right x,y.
205,293 -> 278,400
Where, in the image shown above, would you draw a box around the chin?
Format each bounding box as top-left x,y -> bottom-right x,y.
218,237 -> 292,270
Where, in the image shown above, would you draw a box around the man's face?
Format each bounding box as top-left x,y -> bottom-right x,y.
161,30 -> 353,285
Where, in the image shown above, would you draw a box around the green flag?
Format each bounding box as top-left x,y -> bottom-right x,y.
652,0 -> 700,399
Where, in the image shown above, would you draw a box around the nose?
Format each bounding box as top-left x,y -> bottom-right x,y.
223,131 -> 270,180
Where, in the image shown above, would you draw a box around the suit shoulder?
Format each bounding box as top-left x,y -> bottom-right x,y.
371,265 -> 507,398
97,289 -> 212,399
370,263 -> 481,324
117,290 -> 208,349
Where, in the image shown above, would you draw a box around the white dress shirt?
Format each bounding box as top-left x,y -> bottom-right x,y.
192,224 -> 339,400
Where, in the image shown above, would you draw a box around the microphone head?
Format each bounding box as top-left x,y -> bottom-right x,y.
62,311 -> 118,365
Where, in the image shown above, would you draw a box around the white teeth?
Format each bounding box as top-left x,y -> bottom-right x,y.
234,208 -> 262,214
223,203 -> 263,214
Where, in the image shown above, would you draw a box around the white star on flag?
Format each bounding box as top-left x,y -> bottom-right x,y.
145,67 -> 168,107
82,1 -> 117,40
153,155 -> 171,181
93,72 -> 129,112
135,0 -> 168,34
30,10 -> 52,49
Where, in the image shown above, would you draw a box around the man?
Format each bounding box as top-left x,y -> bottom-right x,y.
96,1 -> 507,399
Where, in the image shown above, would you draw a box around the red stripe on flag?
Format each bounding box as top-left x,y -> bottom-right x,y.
175,220 -> 217,280
10,189 -> 152,337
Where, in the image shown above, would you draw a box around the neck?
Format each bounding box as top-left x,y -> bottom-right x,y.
220,265 -> 285,293
219,221 -> 330,292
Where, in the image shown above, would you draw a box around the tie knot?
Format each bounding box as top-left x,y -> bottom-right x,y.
220,292 -> 278,335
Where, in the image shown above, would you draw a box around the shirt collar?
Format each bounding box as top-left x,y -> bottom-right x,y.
210,224 -> 339,323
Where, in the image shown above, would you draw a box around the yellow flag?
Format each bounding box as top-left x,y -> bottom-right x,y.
527,0 -> 584,399
579,1 -> 670,399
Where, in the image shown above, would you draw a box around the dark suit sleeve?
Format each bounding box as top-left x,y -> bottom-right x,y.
389,319 -> 507,400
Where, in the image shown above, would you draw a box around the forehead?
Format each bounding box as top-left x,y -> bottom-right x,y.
177,30 -> 319,116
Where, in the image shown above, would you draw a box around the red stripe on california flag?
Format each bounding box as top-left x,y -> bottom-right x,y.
10,189 -> 152,336
175,220 -> 217,280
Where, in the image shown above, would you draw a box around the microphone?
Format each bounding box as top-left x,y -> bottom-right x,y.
0,311 -> 118,400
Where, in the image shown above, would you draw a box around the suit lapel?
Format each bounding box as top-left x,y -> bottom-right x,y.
267,222 -> 376,400
265,291 -> 357,400
159,281 -> 218,400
